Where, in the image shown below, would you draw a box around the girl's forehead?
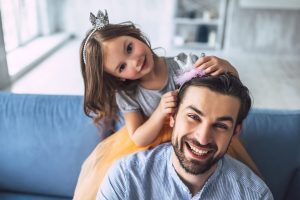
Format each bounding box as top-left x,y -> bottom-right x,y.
102,37 -> 123,49
103,36 -> 131,46
102,36 -> 129,56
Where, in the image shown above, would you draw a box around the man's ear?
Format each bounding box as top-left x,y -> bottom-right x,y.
169,115 -> 175,128
233,124 -> 242,138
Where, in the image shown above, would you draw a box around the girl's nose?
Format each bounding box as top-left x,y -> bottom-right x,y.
130,57 -> 143,72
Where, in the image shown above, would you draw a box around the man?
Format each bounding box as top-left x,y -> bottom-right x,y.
97,74 -> 273,199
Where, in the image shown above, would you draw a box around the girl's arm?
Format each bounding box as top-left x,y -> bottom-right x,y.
124,91 -> 177,147
193,56 -> 239,77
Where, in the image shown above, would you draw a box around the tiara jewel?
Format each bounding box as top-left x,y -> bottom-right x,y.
174,53 -> 206,87
90,10 -> 109,29
83,9 -> 109,65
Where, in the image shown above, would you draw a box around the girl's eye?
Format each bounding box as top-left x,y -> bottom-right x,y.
127,43 -> 133,54
119,64 -> 126,73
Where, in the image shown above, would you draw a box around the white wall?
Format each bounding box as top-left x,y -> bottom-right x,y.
63,0 -> 175,54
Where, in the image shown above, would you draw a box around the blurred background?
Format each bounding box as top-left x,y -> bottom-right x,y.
0,0 -> 299,109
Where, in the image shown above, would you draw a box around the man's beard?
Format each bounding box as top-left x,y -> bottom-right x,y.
172,135 -> 224,175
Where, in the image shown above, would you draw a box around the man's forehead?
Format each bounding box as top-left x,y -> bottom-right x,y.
180,86 -> 240,119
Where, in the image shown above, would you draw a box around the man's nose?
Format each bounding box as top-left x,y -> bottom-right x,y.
195,125 -> 212,145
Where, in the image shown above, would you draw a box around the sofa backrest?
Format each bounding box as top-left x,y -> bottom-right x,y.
0,93 -> 103,198
0,93 -> 299,200
241,109 -> 300,200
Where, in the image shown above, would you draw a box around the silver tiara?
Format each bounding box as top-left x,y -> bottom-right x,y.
83,10 -> 109,65
174,53 -> 206,90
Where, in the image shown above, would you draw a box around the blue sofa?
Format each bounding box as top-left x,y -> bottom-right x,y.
0,92 -> 299,200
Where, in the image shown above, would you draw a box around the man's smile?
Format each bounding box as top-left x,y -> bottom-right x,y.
185,141 -> 215,160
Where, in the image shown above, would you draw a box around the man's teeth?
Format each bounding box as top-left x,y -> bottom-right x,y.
190,145 -> 209,156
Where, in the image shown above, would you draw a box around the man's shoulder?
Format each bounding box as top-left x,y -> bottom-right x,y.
98,143 -> 173,199
107,142 -> 171,191
117,142 -> 171,169
221,155 -> 273,198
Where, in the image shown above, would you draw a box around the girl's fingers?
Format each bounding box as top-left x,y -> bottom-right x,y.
162,103 -> 177,115
163,92 -> 177,101
196,59 -> 217,70
204,65 -> 219,74
164,101 -> 177,108
163,95 -> 176,103
163,90 -> 178,98
210,69 -> 224,76
193,55 -> 237,76
164,107 -> 176,114
193,56 -> 211,67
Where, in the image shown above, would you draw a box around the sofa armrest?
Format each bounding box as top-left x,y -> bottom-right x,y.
0,93 -> 106,198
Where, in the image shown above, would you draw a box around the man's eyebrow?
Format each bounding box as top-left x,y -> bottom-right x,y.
187,105 -> 234,124
186,105 -> 204,116
114,40 -> 127,72
216,116 -> 234,124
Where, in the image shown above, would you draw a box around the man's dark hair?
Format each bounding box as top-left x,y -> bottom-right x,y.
177,73 -> 252,125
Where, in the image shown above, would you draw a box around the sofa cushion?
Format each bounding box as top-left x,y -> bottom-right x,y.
285,169 -> 300,200
0,93 -> 102,197
241,109 -> 300,200
0,191 -> 70,200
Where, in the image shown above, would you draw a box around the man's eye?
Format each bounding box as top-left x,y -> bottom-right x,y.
188,114 -> 200,121
215,123 -> 228,130
119,64 -> 126,73
127,43 -> 133,54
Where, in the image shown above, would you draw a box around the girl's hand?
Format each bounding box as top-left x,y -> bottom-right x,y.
158,90 -> 178,117
193,55 -> 239,77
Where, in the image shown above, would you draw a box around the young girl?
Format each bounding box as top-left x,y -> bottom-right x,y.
73,10 -> 259,200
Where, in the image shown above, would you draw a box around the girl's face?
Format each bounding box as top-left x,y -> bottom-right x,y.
102,36 -> 154,81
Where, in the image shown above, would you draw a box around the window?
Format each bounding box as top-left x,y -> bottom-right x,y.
0,0 -> 69,84
0,0 -> 39,52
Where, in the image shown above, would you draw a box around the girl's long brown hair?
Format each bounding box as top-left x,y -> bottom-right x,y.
80,22 -> 156,125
